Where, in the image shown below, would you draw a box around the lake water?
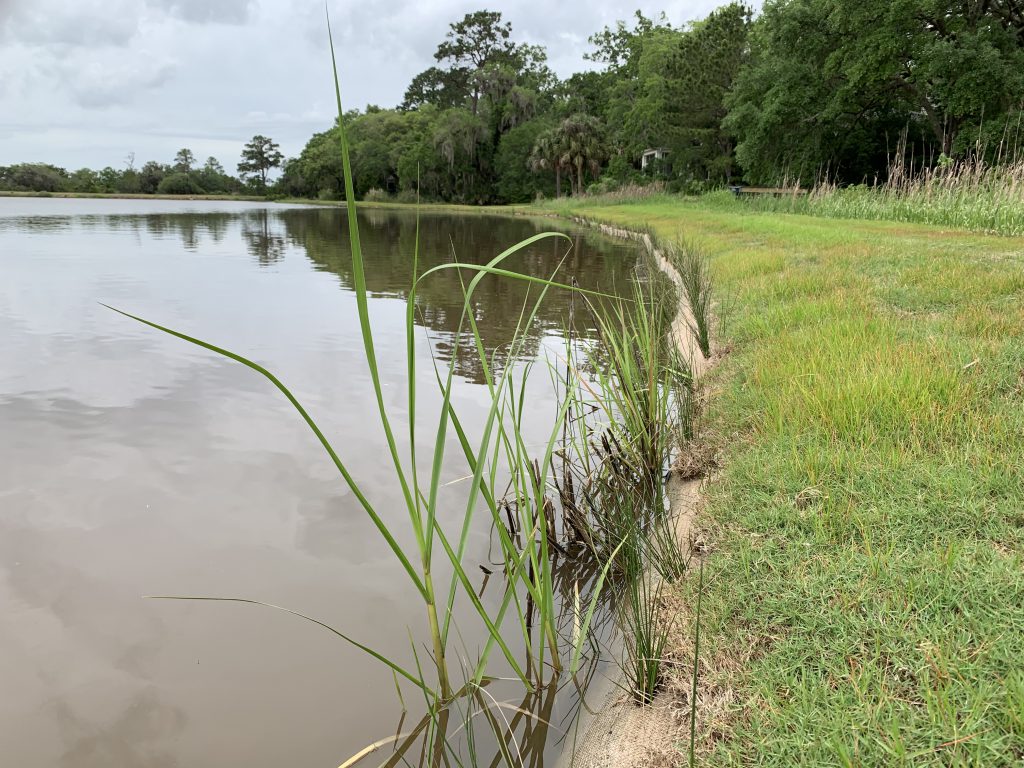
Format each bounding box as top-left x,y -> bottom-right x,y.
0,198 -> 639,767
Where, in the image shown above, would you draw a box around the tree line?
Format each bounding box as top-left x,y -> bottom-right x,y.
0,135 -> 284,196
281,1 -> 1024,202
5,2 -> 1022,202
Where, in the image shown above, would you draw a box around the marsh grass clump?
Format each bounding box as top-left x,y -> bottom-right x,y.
551,269 -> 695,571
588,277 -> 690,487
547,264 -> 707,709
668,239 -> 714,360
620,571 -> 674,705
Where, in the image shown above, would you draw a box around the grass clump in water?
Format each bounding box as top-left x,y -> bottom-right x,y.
555,252 -> 712,708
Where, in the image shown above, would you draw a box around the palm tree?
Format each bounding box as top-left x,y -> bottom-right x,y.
556,114 -> 607,196
529,128 -> 564,198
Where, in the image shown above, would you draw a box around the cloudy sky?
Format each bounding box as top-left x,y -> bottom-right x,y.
0,0 -> 735,172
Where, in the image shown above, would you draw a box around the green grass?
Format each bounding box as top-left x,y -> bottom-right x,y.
535,196 -> 1024,765
669,238 -> 714,360
702,185 -> 1024,238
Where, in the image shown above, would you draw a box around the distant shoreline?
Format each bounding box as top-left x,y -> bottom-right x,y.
0,190 -> 529,215
0,190 -> 271,202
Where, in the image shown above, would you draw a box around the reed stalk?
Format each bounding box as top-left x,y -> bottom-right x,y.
103,13 -> 712,765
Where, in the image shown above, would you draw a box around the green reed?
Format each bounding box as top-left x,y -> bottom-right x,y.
104,13 -> 661,766
556,273 -> 692,557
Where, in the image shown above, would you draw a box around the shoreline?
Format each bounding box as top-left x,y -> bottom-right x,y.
554,216 -> 716,768
0,190 -> 530,216
0,190 -> 273,202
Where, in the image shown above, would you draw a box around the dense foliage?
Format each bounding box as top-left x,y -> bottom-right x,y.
4,3 -> 1022,198
725,0 -> 1024,183
277,8 -> 755,202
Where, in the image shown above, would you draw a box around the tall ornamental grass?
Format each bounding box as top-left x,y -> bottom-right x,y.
716,150 -> 1024,236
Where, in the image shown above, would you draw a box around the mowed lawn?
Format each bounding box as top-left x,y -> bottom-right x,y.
541,196 -> 1024,766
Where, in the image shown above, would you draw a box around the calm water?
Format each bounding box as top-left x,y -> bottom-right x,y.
0,198 -> 638,767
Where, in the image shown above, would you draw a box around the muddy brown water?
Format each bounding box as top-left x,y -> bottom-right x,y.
0,198 -> 639,767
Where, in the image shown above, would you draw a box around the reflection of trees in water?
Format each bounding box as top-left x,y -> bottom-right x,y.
4,211 -> 234,249
15,209 -> 280,264
0,215 -> 74,232
68,212 -> 234,251
12,205 -> 637,383
240,210 -> 285,265
277,207 -> 638,383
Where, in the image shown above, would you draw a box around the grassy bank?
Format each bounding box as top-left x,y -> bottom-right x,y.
536,196 -> 1024,765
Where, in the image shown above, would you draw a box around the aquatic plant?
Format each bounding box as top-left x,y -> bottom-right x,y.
102,13 -> 690,766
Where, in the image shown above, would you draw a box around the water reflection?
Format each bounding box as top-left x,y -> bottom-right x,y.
0,516 -> 188,768
0,198 -> 639,768
278,208 -> 634,383
52,688 -> 186,768
241,210 -> 285,266
2,203 -> 635,384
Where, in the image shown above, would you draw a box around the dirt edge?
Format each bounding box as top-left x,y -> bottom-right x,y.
553,218 -> 718,768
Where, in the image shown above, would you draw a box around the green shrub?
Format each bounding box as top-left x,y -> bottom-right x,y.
606,153 -> 642,184
391,188 -> 419,204
1,163 -> 66,192
156,173 -> 205,195
667,178 -> 713,196
586,176 -> 620,196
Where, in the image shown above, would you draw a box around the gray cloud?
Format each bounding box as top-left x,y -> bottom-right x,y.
151,0 -> 256,25
0,0 -> 141,47
57,56 -> 178,109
